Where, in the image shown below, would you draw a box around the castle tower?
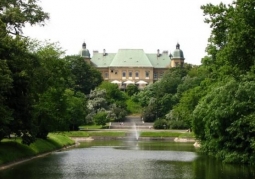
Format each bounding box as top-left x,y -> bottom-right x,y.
81,42 -> 91,64
170,43 -> 185,67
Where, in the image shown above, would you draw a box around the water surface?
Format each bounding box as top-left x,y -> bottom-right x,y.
0,140 -> 254,179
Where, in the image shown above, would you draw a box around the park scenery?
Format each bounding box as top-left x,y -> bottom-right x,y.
0,0 -> 255,179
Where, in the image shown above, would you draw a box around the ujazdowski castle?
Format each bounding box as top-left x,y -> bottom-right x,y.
81,42 -> 185,89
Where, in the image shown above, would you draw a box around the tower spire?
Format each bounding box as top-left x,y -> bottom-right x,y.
82,41 -> 86,49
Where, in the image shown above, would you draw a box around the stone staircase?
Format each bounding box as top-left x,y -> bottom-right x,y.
109,116 -> 154,129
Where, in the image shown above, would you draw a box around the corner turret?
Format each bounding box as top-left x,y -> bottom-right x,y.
81,42 -> 90,58
171,43 -> 185,67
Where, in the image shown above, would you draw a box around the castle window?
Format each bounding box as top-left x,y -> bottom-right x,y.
145,71 -> 150,78
154,73 -> 158,79
129,71 -> 132,77
135,71 -> 139,77
122,71 -> 126,77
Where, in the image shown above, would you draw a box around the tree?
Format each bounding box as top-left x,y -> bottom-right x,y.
93,111 -> 109,127
0,0 -> 49,144
65,55 -> 103,94
33,87 -> 69,139
158,67 -> 187,95
201,0 -> 255,73
167,66 -> 207,129
98,81 -> 126,103
167,86 -> 205,129
0,0 -> 49,36
191,0 -> 255,164
0,60 -> 13,140
126,84 -> 139,96
65,90 -> 87,131
86,89 -> 108,124
86,87 -> 128,124
138,67 -> 189,122
30,41 -> 72,139
193,74 -> 255,164
133,84 -> 154,107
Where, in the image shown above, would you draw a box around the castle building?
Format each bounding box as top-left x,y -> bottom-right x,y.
81,42 -> 185,88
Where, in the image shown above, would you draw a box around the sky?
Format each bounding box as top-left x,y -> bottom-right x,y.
23,0 -> 233,65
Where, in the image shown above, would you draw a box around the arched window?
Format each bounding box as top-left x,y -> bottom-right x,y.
129,71 -> 132,77
145,71 -> 150,78
135,71 -> 139,77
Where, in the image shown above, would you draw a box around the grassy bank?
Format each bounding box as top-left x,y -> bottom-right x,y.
0,133 -> 74,166
62,130 -> 195,138
0,130 -> 195,167
62,131 -> 126,137
140,131 -> 194,138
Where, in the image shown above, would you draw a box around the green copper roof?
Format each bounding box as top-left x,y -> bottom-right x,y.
146,53 -> 171,68
81,42 -> 90,58
81,49 -> 90,58
109,49 -> 153,67
90,50 -> 172,68
91,53 -> 116,68
172,43 -> 184,59
173,49 -> 184,58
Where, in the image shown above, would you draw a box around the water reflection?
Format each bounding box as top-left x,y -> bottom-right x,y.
0,141 -> 254,179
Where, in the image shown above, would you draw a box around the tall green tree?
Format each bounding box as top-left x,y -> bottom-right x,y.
201,0 -> 255,74
0,0 -> 49,36
65,89 -> 87,131
0,60 -> 13,140
193,75 -> 255,164
65,55 -> 103,94
167,66 -> 207,129
31,41 -> 72,139
139,67 -> 189,121
98,81 -> 126,103
126,84 -> 139,96
192,0 -> 255,164
0,0 -> 48,144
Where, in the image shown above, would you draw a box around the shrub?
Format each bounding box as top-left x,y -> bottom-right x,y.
93,111 -> 109,126
153,119 -> 168,129
169,120 -> 189,129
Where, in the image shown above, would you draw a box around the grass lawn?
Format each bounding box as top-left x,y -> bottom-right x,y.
61,129 -> 194,138
87,131 -> 126,137
61,131 -> 126,137
140,131 -> 194,138
79,124 -> 110,130
0,134 -> 74,166
59,131 -> 90,137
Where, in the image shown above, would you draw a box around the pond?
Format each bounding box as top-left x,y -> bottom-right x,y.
0,140 -> 255,179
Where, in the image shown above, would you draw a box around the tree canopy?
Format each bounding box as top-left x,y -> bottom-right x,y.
201,0 -> 255,73
0,0 -> 49,35
0,1 -> 103,143
191,0 -> 255,164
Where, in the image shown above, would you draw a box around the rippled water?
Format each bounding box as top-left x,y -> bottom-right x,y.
0,141 -> 255,179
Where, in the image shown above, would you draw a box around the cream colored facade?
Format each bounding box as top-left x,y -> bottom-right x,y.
81,42 -> 185,88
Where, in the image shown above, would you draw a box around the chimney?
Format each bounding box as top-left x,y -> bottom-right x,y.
157,49 -> 160,57
163,50 -> 168,55
93,50 -> 98,55
103,49 -> 106,56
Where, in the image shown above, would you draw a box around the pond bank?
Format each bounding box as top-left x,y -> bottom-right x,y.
0,131 -> 197,170
0,134 -> 75,170
70,136 -> 196,142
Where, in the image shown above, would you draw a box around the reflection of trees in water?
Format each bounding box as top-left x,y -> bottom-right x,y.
193,155 -> 255,179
